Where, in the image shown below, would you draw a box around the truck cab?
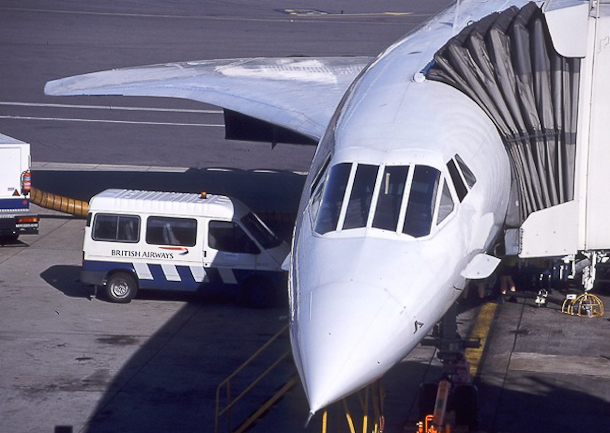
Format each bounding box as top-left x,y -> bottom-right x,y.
0,133 -> 39,243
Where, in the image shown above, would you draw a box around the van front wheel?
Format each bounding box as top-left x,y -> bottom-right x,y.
105,272 -> 137,303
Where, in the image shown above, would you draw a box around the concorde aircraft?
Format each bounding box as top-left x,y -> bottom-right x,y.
45,0 -> 609,414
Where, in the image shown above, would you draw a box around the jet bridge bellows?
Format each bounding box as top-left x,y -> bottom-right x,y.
426,2 -> 580,224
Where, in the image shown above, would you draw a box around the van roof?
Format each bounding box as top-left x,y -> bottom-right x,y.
88,189 -> 249,219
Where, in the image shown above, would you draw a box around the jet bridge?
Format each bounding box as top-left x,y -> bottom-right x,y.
427,0 -> 610,259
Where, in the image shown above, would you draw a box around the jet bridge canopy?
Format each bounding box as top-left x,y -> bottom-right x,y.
426,2 -> 581,226
429,1 -> 610,256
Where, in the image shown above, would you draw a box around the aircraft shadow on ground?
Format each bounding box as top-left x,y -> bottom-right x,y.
32,167 -> 301,431
38,167 -> 304,303
40,264 -> 246,305
32,167 -> 306,240
39,286 -> 610,431
478,375 -> 610,432
65,305 -> 610,433
35,169 -> 610,432
82,301 -> 296,433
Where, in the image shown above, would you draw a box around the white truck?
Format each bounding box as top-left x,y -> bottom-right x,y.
0,133 -> 39,242
81,189 -> 290,306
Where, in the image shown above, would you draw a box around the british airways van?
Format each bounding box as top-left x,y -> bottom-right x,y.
81,189 -> 290,306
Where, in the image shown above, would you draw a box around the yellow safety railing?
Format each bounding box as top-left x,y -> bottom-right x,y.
214,323 -> 295,433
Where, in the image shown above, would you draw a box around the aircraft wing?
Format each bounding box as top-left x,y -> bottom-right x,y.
44,56 -> 372,141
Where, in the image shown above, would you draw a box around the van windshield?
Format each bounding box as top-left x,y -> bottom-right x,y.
241,212 -> 283,249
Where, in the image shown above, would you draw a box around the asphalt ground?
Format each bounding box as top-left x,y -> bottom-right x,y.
0,1 -> 453,432
4,207 -> 610,433
0,201 -> 449,433
3,1 -> 610,432
0,0 -> 452,172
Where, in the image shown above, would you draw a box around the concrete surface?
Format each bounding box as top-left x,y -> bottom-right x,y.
2,2 -> 610,432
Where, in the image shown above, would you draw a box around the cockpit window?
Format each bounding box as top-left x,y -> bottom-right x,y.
447,159 -> 468,202
373,166 -> 409,231
447,154 -> 476,202
436,180 -> 454,225
455,154 -> 476,188
309,157 -> 331,224
402,166 -> 440,237
343,164 -> 378,230
313,162 -> 448,237
314,163 -> 351,235
310,155 -> 331,196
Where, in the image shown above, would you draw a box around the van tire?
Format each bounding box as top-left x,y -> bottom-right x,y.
240,277 -> 275,309
105,272 -> 137,303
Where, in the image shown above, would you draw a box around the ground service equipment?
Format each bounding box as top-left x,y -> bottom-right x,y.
0,133 -> 39,242
82,189 -> 290,305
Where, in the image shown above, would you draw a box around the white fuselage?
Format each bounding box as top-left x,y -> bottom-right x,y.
41,0 -> 540,417
289,0 -> 519,413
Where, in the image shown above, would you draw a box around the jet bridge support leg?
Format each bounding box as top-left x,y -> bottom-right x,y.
559,251 -> 606,317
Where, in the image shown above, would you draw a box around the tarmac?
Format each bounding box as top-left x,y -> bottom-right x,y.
2,175 -> 610,432
2,1 -> 610,432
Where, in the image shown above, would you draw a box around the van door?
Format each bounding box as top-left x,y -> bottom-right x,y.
204,220 -> 258,273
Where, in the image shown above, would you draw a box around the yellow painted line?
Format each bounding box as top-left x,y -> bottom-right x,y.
465,302 -> 497,377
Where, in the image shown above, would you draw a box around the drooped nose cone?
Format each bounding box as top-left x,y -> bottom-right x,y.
291,281 -> 411,413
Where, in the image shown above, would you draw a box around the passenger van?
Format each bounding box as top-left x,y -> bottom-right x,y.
81,189 -> 290,306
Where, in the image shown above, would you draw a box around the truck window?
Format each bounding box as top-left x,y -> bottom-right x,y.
92,214 -> 140,243
209,220 -> 260,254
146,216 -> 197,247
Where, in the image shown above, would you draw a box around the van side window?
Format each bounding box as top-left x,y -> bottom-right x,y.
92,214 -> 140,242
146,216 -> 197,247
209,220 -> 260,254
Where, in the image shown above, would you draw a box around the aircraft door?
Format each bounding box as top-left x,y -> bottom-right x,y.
204,219 -> 259,270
